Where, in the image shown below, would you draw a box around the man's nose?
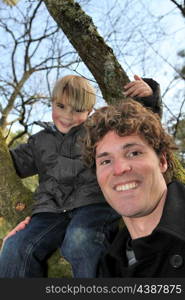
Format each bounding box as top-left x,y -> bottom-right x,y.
113,159 -> 132,176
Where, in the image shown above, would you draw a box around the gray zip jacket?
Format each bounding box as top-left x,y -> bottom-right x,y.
10,78 -> 162,215
10,123 -> 105,214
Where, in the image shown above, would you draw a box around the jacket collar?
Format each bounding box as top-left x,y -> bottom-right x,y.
34,121 -> 84,136
156,180 -> 185,241
34,121 -> 57,133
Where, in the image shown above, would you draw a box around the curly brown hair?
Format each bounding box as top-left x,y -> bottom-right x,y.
82,99 -> 177,183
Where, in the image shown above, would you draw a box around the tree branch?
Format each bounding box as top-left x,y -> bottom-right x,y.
170,0 -> 185,17
44,0 -> 130,104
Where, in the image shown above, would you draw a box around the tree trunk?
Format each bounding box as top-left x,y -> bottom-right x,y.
43,0 -> 130,105
0,128 -> 32,226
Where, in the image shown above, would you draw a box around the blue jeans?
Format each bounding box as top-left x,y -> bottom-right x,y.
0,203 -> 120,278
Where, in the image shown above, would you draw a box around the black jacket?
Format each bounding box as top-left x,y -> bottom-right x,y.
10,123 -> 105,214
10,78 -> 161,215
98,181 -> 185,277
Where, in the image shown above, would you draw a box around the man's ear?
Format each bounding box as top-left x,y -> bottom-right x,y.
159,153 -> 168,173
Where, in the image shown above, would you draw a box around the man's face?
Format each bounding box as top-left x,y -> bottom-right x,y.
52,95 -> 90,133
96,131 -> 168,218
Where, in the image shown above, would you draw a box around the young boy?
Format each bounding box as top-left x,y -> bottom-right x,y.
0,74 -> 161,278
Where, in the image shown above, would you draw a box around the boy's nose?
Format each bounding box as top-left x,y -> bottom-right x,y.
64,109 -> 73,119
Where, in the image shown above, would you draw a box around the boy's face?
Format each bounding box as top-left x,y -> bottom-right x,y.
95,131 -> 168,219
52,96 -> 91,133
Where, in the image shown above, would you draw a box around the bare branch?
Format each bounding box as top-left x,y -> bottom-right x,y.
170,0 -> 185,17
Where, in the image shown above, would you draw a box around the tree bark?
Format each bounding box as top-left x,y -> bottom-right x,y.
43,0 -> 130,105
0,128 -> 32,226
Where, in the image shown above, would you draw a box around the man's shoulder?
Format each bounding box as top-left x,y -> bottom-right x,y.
167,180 -> 185,192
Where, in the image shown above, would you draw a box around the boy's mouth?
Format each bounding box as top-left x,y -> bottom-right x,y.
60,121 -> 72,128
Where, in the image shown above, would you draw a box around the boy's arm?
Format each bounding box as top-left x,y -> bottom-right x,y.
124,74 -> 162,117
10,136 -> 38,178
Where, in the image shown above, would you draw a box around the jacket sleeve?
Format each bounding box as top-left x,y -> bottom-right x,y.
134,78 -> 162,117
10,136 -> 38,178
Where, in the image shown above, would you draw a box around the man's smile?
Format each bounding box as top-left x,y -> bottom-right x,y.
114,181 -> 138,192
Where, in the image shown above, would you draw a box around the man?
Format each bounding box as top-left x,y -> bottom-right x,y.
82,99 -> 185,277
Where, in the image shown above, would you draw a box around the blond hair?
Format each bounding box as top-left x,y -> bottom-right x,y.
51,75 -> 96,111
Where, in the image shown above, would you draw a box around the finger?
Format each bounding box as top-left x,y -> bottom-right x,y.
14,218 -> 31,231
3,217 -> 31,243
3,230 -> 17,242
14,217 -> 31,229
131,89 -> 152,97
24,216 -> 31,224
124,79 -> 144,90
124,81 -> 137,89
126,85 -> 151,97
14,223 -> 27,231
124,83 -> 143,96
125,89 -> 144,97
4,224 -> 24,241
131,89 -> 148,97
134,74 -> 142,81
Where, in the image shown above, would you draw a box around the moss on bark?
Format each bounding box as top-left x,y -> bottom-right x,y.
44,0 -> 130,104
0,129 -> 32,226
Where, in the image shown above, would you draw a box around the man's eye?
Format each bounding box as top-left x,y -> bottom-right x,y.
128,151 -> 142,158
99,159 -> 111,166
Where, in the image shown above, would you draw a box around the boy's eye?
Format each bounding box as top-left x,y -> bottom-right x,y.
56,103 -> 65,109
75,109 -> 85,113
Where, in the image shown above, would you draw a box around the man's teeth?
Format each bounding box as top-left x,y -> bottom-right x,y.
115,182 -> 138,191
